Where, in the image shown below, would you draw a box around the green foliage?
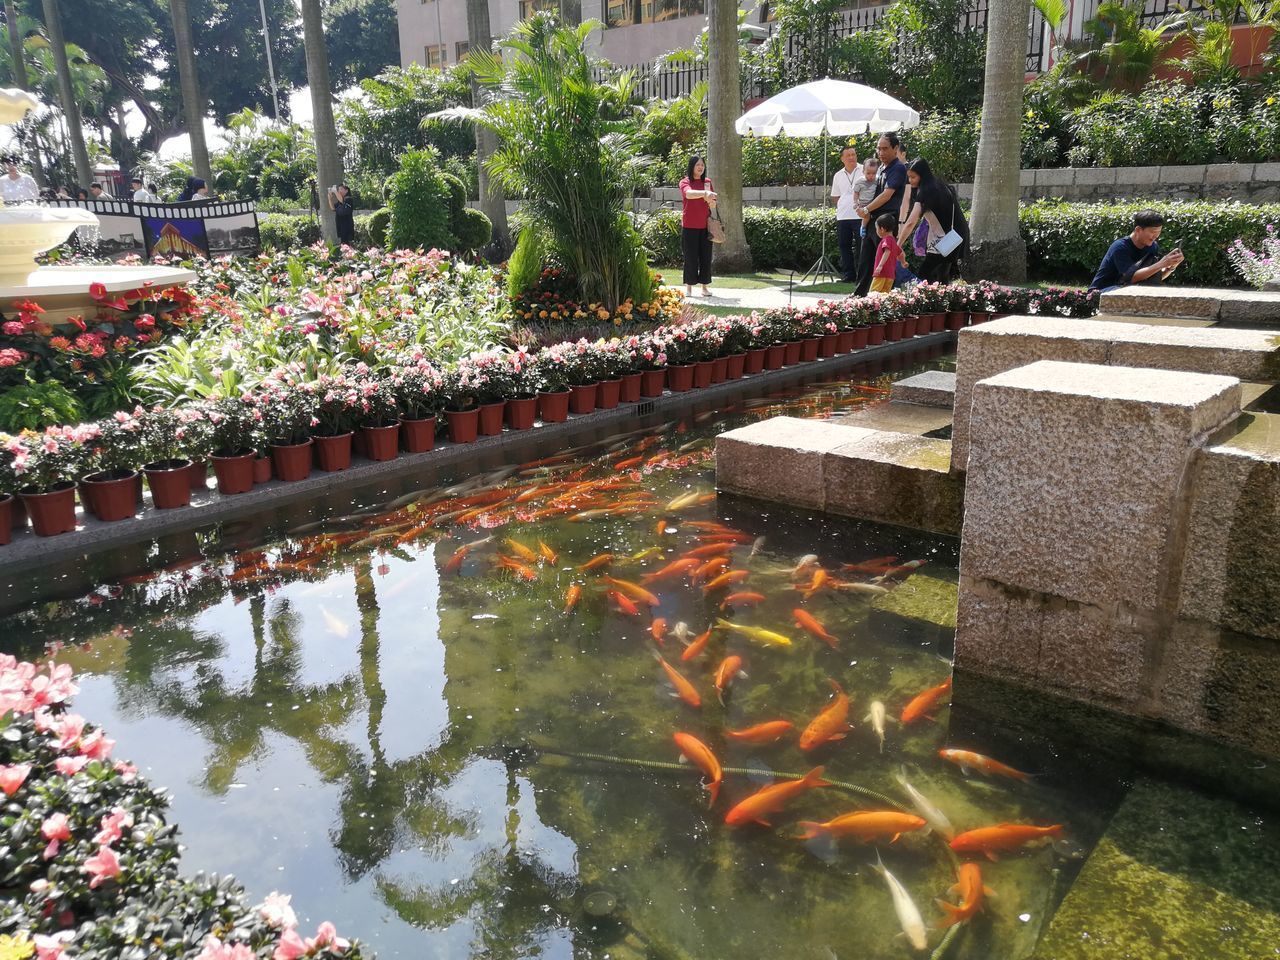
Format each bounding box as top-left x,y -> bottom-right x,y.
641,206 -> 837,271
454,207 -> 493,253
387,148 -> 456,252
636,83 -> 708,162
258,213 -> 323,250
441,171 -> 467,225
1075,0 -> 1183,92
365,206 -> 392,247
324,0 -> 401,88
1068,81 -> 1212,166
506,227 -> 548,299
0,377 -> 83,432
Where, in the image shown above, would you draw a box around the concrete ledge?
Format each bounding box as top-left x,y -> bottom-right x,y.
715,417 -> 856,510
834,401 -> 953,436
1100,286 -> 1280,326
889,369 -> 956,407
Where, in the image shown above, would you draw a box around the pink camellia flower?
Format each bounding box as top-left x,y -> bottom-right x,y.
258,891 -> 297,930
82,844 -> 121,888
41,812 -> 72,859
195,935 -> 256,960
32,932 -> 74,960
55,755 -> 90,777
93,808 -> 133,846
0,763 -> 31,796
272,928 -> 308,960
78,727 -> 114,761
54,713 -> 87,750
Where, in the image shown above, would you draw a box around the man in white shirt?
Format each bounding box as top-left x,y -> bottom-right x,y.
830,146 -> 861,283
130,177 -> 155,203
1,156 -> 39,204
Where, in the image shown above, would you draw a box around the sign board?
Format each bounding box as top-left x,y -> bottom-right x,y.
47,198 -> 260,258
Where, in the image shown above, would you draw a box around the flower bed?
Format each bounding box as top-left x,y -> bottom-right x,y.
0,655 -> 363,959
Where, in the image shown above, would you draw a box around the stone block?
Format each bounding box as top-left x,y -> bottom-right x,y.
1035,167 -> 1075,187
1098,286 -> 1222,319
823,431 -> 962,535
1108,323 -> 1280,381
1112,165 -> 1160,185
1075,167 -> 1117,185
714,417 -> 859,510
1019,169 -> 1035,186
759,186 -> 786,201
962,360 -> 1241,610
956,183 -> 973,200
786,184 -> 819,202
1205,162 -> 1254,184
890,370 -> 956,408
1254,161 -> 1280,181
834,402 -> 953,436
741,186 -> 761,202
1213,288 -> 1280,327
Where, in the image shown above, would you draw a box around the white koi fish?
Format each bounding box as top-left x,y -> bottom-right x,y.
865,700 -> 886,753
870,852 -> 928,952
319,606 -> 350,639
894,768 -> 956,841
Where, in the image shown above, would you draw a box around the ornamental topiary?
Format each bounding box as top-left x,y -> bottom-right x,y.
365,207 -> 392,247
453,206 -> 493,253
387,148 -> 456,252
440,172 -> 467,228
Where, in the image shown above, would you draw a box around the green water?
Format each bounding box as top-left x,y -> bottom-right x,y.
0,354 -> 1265,960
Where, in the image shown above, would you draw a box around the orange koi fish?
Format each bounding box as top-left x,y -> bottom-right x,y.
693,557 -> 731,583
657,655 -> 701,708
938,749 -> 1031,781
655,518 -> 669,537
504,538 -> 538,563
702,570 -> 750,595
537,540 -> 558,564
795,810 -> 928,843
642,558 -> 701,584
683,543 -> 737,560
799,679 -> 852,751
650,617 -> 668,645
800,568 -> 834,600
901,677 -> 953,725
792,608 -> 839,649
721,591 -> 766,610
494,555 -> 537,581
601,577 -> 660,607
725,720 -> 794,744
442,537 -> 491,574
724,766 -> 831,828
949,823 -> 1063,861
608,590 -> 641,617
577,553 -> 615,572
936,863 -> 993,928
614,456 -> 644,470
713,655 -> 746,698
673,732 -> 721,807
877,559 -> 928,580
696,531 -> 755,545
680,627 -> 712,662
563,583 -> 582,613
840,555 -> 900,575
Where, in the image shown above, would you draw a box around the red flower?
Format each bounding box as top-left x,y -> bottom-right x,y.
88,282 -> 107,301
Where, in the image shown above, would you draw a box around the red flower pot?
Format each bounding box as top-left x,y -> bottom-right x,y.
363,422 -> 401,460
799,337 -> 821,362
569,383 -> 596,414
970,311 -> 991,325
667,364 -> 695,392
401,417 -> 437,452
537,391 -> 570,423
476,402 -> 505,436
505,397 -> 536,430
313,432 -> 353,472
253,455 -> 273,485
746,348 -> 767,374
211,450 -> 255,495
726,353 -> 747,379
188,459 -> 209,492
693,361 -> 714,388
929,312 -> 946,333
866,323 -> 886,345
597,379 -> 622,409
82,470 -> 139,522
0,494 -> 11,545
640,369 -> 666,397
711,357 -> 729,383
820,333 -> 839,357
9,497 -> 26,533
946,310 -> 966,330
886,319 -> 907,341
20,483 -> 77,537
764,345 -> 785,369
836,330 -> 856,353
445,407 -> 480,443
144,459 -> 193,510
783,341 -> 803,365
270,439 -> 313,482
902,315 -> 919,338
852,327 -> 870,349
620,373 -> 643,402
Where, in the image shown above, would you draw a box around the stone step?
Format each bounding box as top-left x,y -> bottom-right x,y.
889,369 -> 957,408
1099,286 -> 1280,326
835,399 -> 954,435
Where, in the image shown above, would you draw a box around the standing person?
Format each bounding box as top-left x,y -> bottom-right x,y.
870,214 -> 903,294
679,155 -> 716,298
75,187 -> 89,201
1,156 -> 39,203
854,133 -> 907,296
830,145 -> 862,283
130,177 -> 155,202
897,158 -> 970,284
88,183 -> 105,199
328,183 -> 356,246
1088,209 -> 1183,292
176,176 -> 205,202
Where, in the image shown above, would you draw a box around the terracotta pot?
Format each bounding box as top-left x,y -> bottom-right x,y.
270,439 -> 313,482
764,344 -> 786,369
837,330 -> 856,353
901,315 -> 918,338
401,416 -> 437,452
929,312 -> 946,333
819,333 -> 839,357
253,455 -> 272,485
363,422 -> 401,460
596,379 -> 622,410
851,327 -> 870,350
970,310 -> 991,325
886,319 -> 907,342
477,402 -> 506,436
866,323 -> 886,345
711,356 -> 729,382
945,310 -> 966,330
620,373 -> 643,402
445,407 -> 480,444
640,369 -> 666,397
0,494 -> 11,546
537,391 -> 570,423
505,397 -> 536,430
313,432 -> 353,472
144,459 -> 193,510
353,430 -> 367,457
745,348 -> 767,374
82,469 -> 139,522
667,364 -> 695,392
569,383 -> 596,414
726,353 -> 747,379
9,497 -> 26,533
211,450 -> 255,495
783,341 -> 803,365
188,459 -> 209,492
20,483 -> 77,537
800,337 -> 821,362
693,361 -> 714,388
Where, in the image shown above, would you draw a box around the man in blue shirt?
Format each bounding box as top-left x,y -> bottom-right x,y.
1089,209 -> 1185,292
854,132 -> 908,296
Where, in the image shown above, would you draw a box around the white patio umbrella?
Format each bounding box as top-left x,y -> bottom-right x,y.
736,79 -> 920,284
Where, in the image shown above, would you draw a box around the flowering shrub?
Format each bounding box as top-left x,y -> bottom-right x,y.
386,355 -> 447,420
1228,225 -> 1280,289
2,426 -> 99,493
255,370 -> 320,446
205,396 -> 262,456
510,268 -> 684,336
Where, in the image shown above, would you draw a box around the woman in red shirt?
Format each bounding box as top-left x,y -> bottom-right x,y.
679,156 -> 716,297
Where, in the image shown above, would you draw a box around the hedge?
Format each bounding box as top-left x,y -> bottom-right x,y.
258,213 -> 322,251
641,200 -> 1280,286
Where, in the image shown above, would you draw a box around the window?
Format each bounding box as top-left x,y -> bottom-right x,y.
607,0 -> 701,26
425,44 -> 446,67
455,40 -> 471,61
519,0 -> 557,19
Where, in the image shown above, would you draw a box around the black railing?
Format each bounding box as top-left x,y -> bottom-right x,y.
1076,0 -> 1252,26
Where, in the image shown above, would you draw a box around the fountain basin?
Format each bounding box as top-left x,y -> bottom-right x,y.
0,264 -> 199,323
0,205 -> 102,286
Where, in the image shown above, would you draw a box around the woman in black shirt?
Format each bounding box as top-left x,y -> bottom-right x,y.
897,158 -> 969,283
328,183 -> 356,246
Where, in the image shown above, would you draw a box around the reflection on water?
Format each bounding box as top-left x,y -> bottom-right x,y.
0,353 -> 1234,959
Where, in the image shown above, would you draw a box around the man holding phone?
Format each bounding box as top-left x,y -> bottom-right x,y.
1089,209 -> 1185,292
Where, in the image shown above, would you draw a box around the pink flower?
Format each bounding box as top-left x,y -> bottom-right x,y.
93,807 -> 133,846
82,844 -> 121,888
41,812 -> 72,859
272,929 -> 308,960
78,727 -> 114,760
195,936 -> 256,960
259,891 -> 298,929
0,763 -> 31,795
55,755 -> 89,776
33,932 -> 74,960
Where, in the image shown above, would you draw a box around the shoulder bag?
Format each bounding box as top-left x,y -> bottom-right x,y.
932,191 -> 963,258
707,207 -> 726,244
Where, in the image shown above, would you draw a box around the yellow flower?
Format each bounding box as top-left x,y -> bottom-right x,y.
539,309 -> 548,318
0,934 -> 33,960
1026,109 -> 1034,118
596,308 -> 609,320
614,317 -> 622,326
1268,97 -> 1276,106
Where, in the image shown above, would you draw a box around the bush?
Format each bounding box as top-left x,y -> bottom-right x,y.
506,227 -> 548,299
388,149 -> 456,252
0,378 -> 83,432
641,207 -> 835,271
257,213 -> 321,250
441,172 -> 467,226
454,206 -> 493,252
1069,81 -> 1213,167
364,207 -> 392,247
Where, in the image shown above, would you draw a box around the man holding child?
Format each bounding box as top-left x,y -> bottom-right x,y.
854,133 -> 907,296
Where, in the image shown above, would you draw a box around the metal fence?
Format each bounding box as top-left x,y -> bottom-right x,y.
1076,0 -> 1253,26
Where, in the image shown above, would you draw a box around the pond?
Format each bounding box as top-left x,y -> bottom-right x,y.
0,350 -> 1171,959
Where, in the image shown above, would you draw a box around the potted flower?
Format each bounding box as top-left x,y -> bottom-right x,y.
456,350 -> 514,436
389,355 -> 444,452
532,343 -> 575,422
721,316 -> 751,378
354,371 -> 401,460
12,426 -> 95,536
661,327 -> 697,391
909,282 -> 947,333
944,283 -> 969,330
793,311 -> 823,362
633,335 -> 669,397
564,339 -> 600,415
205,395 -> 259,494
138,407 -> 194,510
503,347 -> 539,429
686,319 -> 723,388
179,407 -> 215,492
311,373 -> 360,471
258,373 -> 319,482
441,362 -> 484,442
614,336 -> 646,403
81,410 -> 145,522
0,435 -> 20,543
584,340 -> 624,410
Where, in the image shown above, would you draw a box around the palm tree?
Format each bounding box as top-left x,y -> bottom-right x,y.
38,0 -> 90,188
464,0 -> 510,256
300,0 -> 343,245
705,0 -> 750,272
167,0 -> 213,187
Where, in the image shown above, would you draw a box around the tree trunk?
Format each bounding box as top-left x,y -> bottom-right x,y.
169,0 -> 213,186
40,0 -> 91,188
465,0 -> 509,257
300,0 -> 343,245
705,0 -> 751,272
4,0 -> 43,185
968,0 -> 1029,282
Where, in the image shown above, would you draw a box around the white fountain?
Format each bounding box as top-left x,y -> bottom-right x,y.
0,88 -> 195,321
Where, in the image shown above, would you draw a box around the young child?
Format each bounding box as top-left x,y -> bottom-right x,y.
870,213 -> 902,294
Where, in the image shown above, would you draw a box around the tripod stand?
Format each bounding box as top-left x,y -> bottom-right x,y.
797,128 -> 840,287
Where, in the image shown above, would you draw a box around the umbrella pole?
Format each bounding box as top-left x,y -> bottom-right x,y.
798,128 -> 839,288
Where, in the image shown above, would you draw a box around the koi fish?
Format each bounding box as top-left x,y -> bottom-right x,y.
673,732 -> 721,807
537,540 -> 558,564
876,559 -> 928,581
641,558 -> 701,584
796,810 -> 927,843
655,518 -> 669,538
665,491 -> 702,511
683,544 -> 737,560
793,608 -> 839,649
504,538 -> 538,563
901,677 -> 952,725
702,570 -> 750,595
749,536 -> 767,557
936,863 -> 992,928
614,455 -> 644,470
894,769 -> 955,840
442,536 -> 493,574
870,852 -> 929,952
836,581 -> 891,596
601,577 -> 660,607
799,568 -> 834,600
865,700 -> 887,752
319,606 -> 350,639
630,546 -> 663,562
799,679 -> 852,751
938,749 -> 1030,781
949,823 -> 1063,861
680,627 -> 712,662
577,553 -> 615,572
724,766 -> 831,828
569,509 -> 612,521
721,591 -> 766,610
713,655 -> 746,698
494,555 -> 538,581
725,720 -> 794,744
693,557 -> 731,582
790,554 -> 820,578
563,583 -> 582,613
650,617 -> 668,645
657,655 -> 701,708
608,590 -> 641,617
840,555 -> 899,575
714,619 -> 792,648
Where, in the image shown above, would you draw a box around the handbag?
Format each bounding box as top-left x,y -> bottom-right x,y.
932,192 -> 963,257
707,208 -> 726,244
